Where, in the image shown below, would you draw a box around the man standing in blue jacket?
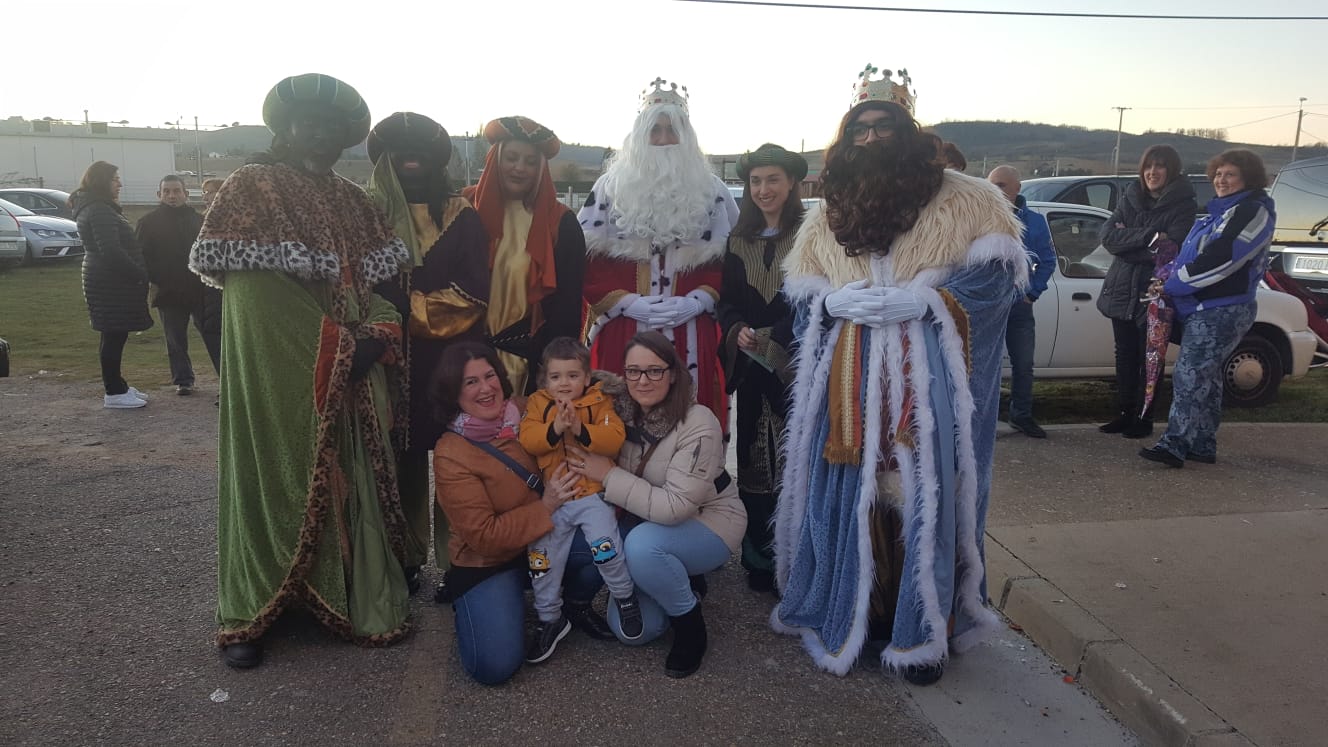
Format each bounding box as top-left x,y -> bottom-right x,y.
989,165 -> 1056,438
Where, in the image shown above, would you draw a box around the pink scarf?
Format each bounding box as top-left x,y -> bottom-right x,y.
451,399 -> 521,442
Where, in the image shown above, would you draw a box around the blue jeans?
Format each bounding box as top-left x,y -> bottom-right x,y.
1005,299 -> 1036,422
452,528 -> 603,685
1156,302 -> 1257,460
606,519 -> 731,645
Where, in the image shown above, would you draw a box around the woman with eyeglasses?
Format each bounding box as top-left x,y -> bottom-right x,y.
568,331 -> 746,678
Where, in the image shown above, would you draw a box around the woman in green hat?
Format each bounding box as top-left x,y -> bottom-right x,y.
716,143 -> 807,593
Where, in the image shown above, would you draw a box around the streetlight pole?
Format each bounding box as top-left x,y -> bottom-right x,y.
1291,97 -> 1308,163
1111,106 -> 1131,176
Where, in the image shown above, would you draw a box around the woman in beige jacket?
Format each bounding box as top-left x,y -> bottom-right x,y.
570,331 -> 746,678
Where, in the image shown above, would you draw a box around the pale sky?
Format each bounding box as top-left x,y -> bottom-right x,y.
16,0 -> 1328,153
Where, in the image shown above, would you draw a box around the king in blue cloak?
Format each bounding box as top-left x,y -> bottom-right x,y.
771,100 -> 1028,680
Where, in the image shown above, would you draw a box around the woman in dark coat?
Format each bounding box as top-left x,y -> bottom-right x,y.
1097,145 -> 1196,437
715,143 -> 806,593
72,161 -> 154,408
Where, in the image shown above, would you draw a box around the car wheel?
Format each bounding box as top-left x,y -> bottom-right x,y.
1223,334 -> 1282,408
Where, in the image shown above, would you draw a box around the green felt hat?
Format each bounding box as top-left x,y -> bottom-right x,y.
262,73 -> 371,150
737,143 -> 808,182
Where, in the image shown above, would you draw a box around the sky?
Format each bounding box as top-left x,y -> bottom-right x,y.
14,0 -> 1328,154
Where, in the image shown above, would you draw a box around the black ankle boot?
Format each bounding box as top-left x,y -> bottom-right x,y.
689,574 -> 708,599
565,599 -> 616,640
665,604 -> 708,678
1099,413 -> 1134,434
403,565 -> 421,596
1122,418 -> 1154,439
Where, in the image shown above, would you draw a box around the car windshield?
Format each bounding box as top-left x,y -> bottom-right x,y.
0,198 -> 35,216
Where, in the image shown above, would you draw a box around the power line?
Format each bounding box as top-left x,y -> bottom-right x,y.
672,0 -> 1328,20
1133,104 -> 1328,111
1219,112 -> 1298,131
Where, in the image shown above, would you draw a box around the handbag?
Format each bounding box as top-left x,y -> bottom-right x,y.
466,438 -> 544,495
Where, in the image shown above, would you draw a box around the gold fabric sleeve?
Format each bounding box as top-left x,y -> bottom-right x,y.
409,285 -> 486,340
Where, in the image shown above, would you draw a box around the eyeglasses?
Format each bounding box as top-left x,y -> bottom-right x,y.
847,121 -> 895,142
624,366 -> 670,381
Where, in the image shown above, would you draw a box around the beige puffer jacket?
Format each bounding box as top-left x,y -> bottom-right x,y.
601,404 -> 746,554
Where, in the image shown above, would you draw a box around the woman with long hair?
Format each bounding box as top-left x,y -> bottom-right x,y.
71,160 -> 154,408
1097,145 -> 1197,438
568,331 -> 746,678
1140,150 -> 1275,467
716,143 -> 806,592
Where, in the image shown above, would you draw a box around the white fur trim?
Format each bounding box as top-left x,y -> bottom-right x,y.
966,233 -> 1030,290
585,293 -> 642,347
585,233 -> 726,274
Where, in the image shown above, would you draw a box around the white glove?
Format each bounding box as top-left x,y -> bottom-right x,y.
823,280 -> 928,327
646,295 -> 705,328
621,294 -> 662,323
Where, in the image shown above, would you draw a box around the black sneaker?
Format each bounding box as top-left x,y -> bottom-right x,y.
616,593 -> 644,640
1186,452 -> 1217,464
1009,418 -> 1047,439
1139,446 -> 1184,468
525,616 -> 571,664
1098,413 -> 1133,434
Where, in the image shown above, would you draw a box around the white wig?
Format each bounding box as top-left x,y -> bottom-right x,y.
601,103 -> 717,244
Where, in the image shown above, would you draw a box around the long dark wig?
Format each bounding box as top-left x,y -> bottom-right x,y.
820,101 -> 945,257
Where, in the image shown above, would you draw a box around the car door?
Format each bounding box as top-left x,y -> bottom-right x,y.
1041,206 -> 1114,371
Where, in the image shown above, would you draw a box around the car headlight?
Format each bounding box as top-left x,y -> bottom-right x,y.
32,229 -> 60,238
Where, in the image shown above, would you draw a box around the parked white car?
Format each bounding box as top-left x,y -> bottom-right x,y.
1015,202 -> 1318,407
0,203 -> 27,263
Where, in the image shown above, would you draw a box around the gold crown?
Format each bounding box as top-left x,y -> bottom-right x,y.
640,77 -> 689,114
851,64 -> 915,115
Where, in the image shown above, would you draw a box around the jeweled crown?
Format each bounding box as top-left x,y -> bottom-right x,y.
851,64 -> 915,115
640,77 -> 689,114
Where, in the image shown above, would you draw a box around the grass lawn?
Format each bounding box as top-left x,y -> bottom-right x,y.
3,261 -> 1324,421
0,261 -> 216,389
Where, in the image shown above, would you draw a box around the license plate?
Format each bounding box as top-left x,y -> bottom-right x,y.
1292,255 -> 1328,274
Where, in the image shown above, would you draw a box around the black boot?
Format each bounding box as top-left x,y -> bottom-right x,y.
902,661 -> 944,686
403,565 -> 421,596
1098,412 -> 1134,434
1122,418 -> 1154,439
665,604 -> 708,678
565,599 -> 616,640
688,574 -> 708,599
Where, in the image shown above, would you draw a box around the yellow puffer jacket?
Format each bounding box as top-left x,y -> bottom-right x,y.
518,380 -> 625,498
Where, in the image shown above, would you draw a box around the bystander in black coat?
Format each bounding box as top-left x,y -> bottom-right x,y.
73,192 -> 153,333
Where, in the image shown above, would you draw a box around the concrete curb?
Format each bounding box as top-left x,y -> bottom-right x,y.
985,537 -> 1255,746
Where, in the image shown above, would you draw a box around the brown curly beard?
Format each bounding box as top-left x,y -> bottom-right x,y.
821,102 -> 944,257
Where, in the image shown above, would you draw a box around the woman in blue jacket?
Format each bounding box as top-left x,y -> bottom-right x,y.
1139,150 -> 1275,468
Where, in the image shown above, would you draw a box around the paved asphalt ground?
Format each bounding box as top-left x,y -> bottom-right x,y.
1,375 -> 1138,746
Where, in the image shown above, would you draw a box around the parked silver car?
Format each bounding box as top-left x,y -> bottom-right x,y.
0,198 -> 83,263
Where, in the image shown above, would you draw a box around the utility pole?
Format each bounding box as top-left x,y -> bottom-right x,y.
194,116 -> 203,188
1291,97 -> 1307,163
1111,107 -> 1131,176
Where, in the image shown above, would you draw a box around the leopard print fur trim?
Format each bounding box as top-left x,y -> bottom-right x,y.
190,237 -> 408,289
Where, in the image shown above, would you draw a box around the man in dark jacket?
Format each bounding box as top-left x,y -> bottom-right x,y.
137,175 -> 221,395
989,165 -> 1056,438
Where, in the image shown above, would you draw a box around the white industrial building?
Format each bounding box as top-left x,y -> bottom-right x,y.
0,117 -> 177,204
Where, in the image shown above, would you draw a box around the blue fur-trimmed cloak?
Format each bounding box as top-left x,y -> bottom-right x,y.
772,171 -> 1027,674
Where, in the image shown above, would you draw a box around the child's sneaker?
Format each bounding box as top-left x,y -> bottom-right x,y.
616,593 -> 644,640
525,615 -> 571,664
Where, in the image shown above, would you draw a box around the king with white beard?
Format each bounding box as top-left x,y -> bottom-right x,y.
578,79 -> 740,426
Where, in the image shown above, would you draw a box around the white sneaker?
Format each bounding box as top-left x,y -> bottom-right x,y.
104,392 -> 147,409
127,386 -> 150,400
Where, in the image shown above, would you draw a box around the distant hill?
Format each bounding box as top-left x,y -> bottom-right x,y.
930,121 -> 1327,177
